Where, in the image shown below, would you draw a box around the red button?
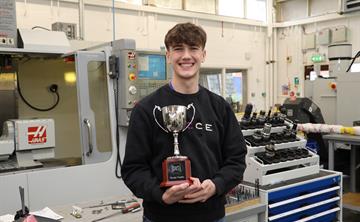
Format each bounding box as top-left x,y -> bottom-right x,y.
129,73 -> 136,81
330,82 -> 336,90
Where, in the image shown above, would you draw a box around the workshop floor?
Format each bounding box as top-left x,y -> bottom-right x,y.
343,208 -> 359,221
342,176 -> 360,221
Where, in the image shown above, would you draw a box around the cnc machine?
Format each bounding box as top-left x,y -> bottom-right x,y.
0,36 -> 171,214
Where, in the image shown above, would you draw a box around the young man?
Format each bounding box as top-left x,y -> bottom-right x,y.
121,22 -> 247,222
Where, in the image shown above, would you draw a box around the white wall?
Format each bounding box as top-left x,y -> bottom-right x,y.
14,0 -> 268,110
276,25 -> 304,103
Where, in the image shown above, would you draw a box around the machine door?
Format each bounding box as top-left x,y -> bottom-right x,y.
75,51 -> 112,164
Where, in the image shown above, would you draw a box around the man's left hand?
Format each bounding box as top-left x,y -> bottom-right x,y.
178,179 -> 216,203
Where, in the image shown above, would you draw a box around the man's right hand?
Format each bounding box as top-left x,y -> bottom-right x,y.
162,183 -> 190,204
162,177 -> 202,204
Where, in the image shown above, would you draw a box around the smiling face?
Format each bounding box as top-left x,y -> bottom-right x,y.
166,43 -> 206,80
164,23 -> 207,82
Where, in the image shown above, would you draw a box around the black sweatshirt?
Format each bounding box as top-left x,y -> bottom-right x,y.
121,84 -> 247,222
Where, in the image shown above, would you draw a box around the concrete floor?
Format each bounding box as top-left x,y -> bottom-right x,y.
343,208 -> 359,221
341,177 -> 359,221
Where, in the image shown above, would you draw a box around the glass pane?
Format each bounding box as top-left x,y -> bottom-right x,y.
87,62 -> 112,153
218,0 -> 244,18
147,0 -> 182,9
246,0 -> 266,22
184,0 -> 216,14
199,68 -> 222,96
225,71 -> 242,112
115,0 -> 143,5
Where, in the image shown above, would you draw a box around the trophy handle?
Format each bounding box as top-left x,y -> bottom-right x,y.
183,103 -> 196,132
153,105 -> 169,133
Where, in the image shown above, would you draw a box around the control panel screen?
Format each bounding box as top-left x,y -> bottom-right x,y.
138,54 -> 167,80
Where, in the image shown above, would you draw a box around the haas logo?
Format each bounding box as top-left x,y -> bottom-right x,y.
28,126 -> 47,144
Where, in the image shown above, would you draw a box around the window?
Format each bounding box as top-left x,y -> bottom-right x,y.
146,0 -> 182,9
112,0 -> 267,22
115,0 -> 142,5
184,0 -> 216,14
200,68 -> 247,112
246,0 -> 266,22
218,0 -> 245,18
199,68 -> 222,96
225,71 -> 243,105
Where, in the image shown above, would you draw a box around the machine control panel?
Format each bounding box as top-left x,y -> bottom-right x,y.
114,39 -> 171,126
119,50 -> 138,109
128,85 -> 137,95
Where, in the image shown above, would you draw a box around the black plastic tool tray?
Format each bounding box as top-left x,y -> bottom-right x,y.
255,148 -> 311,164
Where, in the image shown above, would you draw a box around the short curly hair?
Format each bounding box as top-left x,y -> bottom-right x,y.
164,22 -> 207,50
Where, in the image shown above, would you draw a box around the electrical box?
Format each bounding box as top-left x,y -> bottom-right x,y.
332,26 -> 347,43
318,28 -> 331,45
0,0 -> 17,48
303,33 -> 316,50
52,22 -> 77,40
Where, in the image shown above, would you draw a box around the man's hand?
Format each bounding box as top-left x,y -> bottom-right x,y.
178,179 -> 216,203
162,177 -> 202,205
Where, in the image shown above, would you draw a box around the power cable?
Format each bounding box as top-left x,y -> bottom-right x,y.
114,75 -> 122,179
16,72 -> 60,112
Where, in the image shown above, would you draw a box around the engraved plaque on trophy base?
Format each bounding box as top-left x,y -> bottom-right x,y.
160,156 -> 192,187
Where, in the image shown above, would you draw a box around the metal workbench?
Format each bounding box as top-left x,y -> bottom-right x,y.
47,196 -> 266,222
323,133 -> 360,192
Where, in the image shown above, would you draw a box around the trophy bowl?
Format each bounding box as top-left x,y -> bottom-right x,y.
162,105 -> 187,133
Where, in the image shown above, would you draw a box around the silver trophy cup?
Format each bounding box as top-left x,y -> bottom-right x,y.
153,104 -> 195,156
153,104 -> 195,187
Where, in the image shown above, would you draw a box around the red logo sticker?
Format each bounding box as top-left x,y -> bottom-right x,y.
28,126 -> 47,144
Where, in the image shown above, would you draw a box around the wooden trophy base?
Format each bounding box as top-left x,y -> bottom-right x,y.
160,156 -> 192,187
